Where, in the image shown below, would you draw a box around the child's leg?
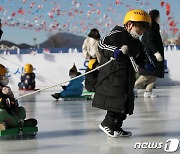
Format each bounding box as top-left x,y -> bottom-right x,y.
0,109 -> 19,127
100,111 -> 131,137
145,76 -> 157,92
0,107 -> 26,128
103,111 -> 127,130
102,111 -> 117,131
14,106 -> 26,120
99,111 -> 118,137
135,75 -> 150,89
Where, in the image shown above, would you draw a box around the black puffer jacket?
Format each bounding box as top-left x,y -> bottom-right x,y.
92,26 -> 147,115
141,21 -> 164,78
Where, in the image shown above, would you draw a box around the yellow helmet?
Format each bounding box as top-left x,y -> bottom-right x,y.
124,9 -> 151,25
0,64 -> 7,76
24,63 -> 33,73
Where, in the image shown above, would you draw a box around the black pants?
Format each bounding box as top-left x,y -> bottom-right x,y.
102,111 -> 127,131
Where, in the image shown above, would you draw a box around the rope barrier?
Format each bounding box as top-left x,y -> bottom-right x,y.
1,54 -> 138,99
16,58 -> 115,99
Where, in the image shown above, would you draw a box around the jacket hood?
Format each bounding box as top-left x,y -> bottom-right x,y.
111,25 -> 125,32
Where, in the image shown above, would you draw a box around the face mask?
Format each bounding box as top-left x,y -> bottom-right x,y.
0,76 -> 9,86
70,75 -> 76,79
130,29 -> 141,39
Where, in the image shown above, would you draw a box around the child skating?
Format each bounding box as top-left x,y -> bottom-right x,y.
92,9 -> 152,137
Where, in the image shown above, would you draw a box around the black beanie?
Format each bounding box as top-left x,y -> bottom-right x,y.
69,63 -> 77,76
149,10 -> 159,21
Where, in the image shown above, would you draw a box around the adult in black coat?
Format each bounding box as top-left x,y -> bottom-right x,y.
92,10 -> 152,138
135,10 -> 164,98
141,9 -> 164,78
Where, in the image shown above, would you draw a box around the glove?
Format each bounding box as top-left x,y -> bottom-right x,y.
144,63 -> 154,74
61,85 -> 66,90
6,98 -> 19,109
113,45 -> 128,60
120,45 -> 128,54
10,98 -> 19,108
154,52 -> 163,62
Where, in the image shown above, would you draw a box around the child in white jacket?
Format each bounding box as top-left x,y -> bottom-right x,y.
82,28 -> 101,64
82,29 -> 101,92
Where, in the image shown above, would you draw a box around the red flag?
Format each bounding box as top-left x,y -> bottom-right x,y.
160,1 -> 165,7
18,9 -> 25,15
167,16 -> 172,21
169,21 -> 176,27
115,0 -> 120,5
11,12 -> 16,17
166,3 -> 170,15
88,4 -> 93,7
0,6 -> 3,11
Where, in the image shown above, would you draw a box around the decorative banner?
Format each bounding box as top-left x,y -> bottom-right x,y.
0,0 -> 179,37
166,3 -> 170,15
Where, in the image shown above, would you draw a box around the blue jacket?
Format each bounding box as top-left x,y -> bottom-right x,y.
60,76 -> 84,97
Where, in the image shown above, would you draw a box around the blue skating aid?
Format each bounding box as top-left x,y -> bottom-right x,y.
61,91 -> 95,101
61,95 -> 91,101
82,91 -> 95,99
82,91 -> 95,96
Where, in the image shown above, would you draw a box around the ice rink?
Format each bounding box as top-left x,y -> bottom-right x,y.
0,86 -> 180,154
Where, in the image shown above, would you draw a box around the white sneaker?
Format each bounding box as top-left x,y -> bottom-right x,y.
144,92 -> 157,98
99,124 -> 118,138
